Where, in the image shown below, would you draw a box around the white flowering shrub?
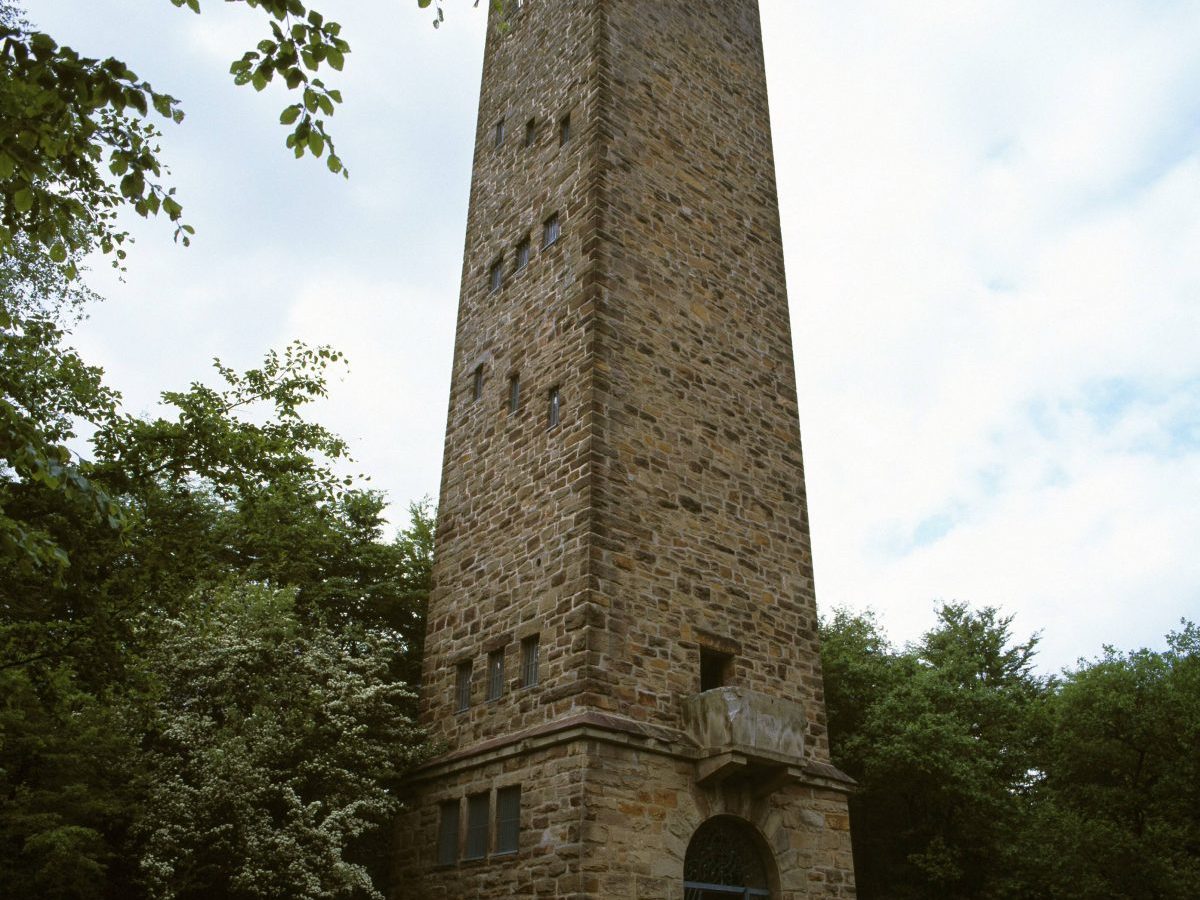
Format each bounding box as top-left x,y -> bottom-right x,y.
136,583 -> 424,899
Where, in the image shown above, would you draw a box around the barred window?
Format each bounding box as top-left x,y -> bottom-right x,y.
508,375 -> 520,415
455,660 -> 472,712
515,237 -> 530,271
548,386 -> 561,428
489,259 -> 503,292
542,213 -> 560,248
495,786 -> 521,855
465,793 -> 489,860
437,801 -> 459,866
487,648 -> 505,700
521,634 -> 540,687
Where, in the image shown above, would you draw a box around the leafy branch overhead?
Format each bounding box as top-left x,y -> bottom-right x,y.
0,21 -> 189,272
0,0 -> 507,271
206,0 -> 351,173
0,0 -> 363,271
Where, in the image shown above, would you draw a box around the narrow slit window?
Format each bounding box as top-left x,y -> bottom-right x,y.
489,259 -> 503,293
472,364 -> 484,401
559,113 -> 571,146
455,660 -> 472,712
542,214 -> 560,248
494,118 -> 505,148
515,237 -> 530,271
520,634 -> 539,687
524,118 -> 536,148
548,386 -> 561,428
487,648 -> 505,700
495,786 -> 521,855
437,801 -> 460,866
465,793 -> 489,860
508,374 -> 521,414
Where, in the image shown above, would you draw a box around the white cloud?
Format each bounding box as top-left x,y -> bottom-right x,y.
766,1 -> 1200,667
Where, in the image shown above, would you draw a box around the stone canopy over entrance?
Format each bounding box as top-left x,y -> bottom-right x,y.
391,0 -> 858,896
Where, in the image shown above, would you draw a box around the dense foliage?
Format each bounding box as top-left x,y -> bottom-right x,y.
0,236 -> 433,897
0,3 -> 454,896
822,606 -> 1200,900
138,585 -> 423,900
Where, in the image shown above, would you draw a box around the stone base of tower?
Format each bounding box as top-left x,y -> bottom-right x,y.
392,715 -> 856,899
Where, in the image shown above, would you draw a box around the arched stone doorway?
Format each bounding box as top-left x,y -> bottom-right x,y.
683,816 -> 775,899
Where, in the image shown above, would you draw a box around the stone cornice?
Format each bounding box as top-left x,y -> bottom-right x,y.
408,710 -> 855,792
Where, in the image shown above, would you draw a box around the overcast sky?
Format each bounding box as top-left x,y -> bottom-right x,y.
27,1 -> 1200,672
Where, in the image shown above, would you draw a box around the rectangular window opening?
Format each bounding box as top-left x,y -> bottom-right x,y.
559,113 -> 571,146
495,786 -> 521,855
487,647 -> 505,700
455,660 -> 472,712
508,374 -> 521,415
472,364 -> 484,401
700,647 -> 734,692
515,237 -> 530,271
437,801 -> 460,866
520,634 -> 540,688
542,213 -> 560,248
465,793 -> 490,860
524,118 -> 536,148
494,118 -> 505,148
547,386 -> 561,428
489,259 -> 503,293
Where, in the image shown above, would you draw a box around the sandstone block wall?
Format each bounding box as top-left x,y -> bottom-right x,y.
402,0 -> 855,895
396,736 -> 855,899
580,742 -> 855,900
585,0 -> 830,757
421,0 -> 604,750
395,743 -> 588,899
425,0 -> 831,769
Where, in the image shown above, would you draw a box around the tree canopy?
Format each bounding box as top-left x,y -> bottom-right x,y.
1,224 -> 434,896
822,606 -> 1200,900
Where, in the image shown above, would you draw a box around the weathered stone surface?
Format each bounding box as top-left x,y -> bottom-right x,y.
394,0 -> 855,896
682,686 -> 807,764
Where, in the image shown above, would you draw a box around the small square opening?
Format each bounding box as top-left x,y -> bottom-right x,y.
700,648 -> 733,692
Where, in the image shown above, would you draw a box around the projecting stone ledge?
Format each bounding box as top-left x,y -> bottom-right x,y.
682,687 -> 833,789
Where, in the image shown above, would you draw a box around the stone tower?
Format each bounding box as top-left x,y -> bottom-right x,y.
394,1 -> 856,897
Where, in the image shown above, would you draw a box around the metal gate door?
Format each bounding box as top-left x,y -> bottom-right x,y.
683,817 -> 773,900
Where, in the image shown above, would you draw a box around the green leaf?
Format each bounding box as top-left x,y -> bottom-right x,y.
13,188 -> 34,213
